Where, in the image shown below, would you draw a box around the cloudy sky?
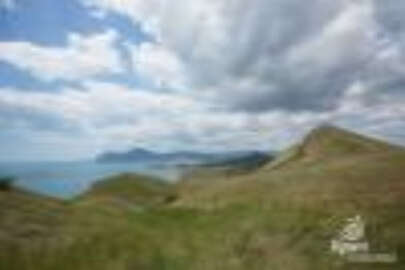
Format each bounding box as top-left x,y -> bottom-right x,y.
0,0 -> 405,161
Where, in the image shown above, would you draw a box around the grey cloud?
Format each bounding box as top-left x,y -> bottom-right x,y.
88,0 -> 402,113
162,0 -> 381,112
350,0 -> 405,105
374,0 -> 405,41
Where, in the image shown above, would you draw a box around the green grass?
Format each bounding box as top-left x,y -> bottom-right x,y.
77,173 -> 176,207
1,126 -> 405,270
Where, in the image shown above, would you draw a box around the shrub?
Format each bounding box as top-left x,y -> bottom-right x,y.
164,194 -> 179,204
0,176 -> 14,191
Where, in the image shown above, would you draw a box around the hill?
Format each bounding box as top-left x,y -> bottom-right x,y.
0,185 -> 69,269
177,124 -> 404,206
298,125 -> 398,158
264,124 -> 401,170
174,125 -> 405,268
1,124 -> 405,270
79,173 -> 177,208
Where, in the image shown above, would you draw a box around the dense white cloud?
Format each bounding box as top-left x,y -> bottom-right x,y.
0,81 -> 198,129
127,42 -> 185,89
1,0 -> 405,160
0,29 -> 123,81
0,80 -> 312,159
2,76 -> 405,161
0,81 -> 207,159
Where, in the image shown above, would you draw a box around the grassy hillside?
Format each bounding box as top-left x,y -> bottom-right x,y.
0,187 -> 70,269
79,173 -> 176,207
1,125 -> 405,270
172,125 -> 405,269
0,174 -> 180,270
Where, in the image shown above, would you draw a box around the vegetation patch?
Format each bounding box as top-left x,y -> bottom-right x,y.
0,176 -> 14,191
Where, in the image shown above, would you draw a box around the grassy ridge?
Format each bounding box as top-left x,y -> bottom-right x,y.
78,173 -> 177,207
1,126 -> 405,269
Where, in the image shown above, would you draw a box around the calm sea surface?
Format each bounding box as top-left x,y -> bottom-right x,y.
0,161 -> 181,199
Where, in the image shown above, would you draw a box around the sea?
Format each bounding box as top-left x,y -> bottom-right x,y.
0,161 -> 182,199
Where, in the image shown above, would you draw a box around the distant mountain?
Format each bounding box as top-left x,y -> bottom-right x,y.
201,151 -> 273,170
96,148 -> 271,166
96,148 -> 161,163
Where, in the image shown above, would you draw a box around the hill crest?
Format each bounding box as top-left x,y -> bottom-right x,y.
265,124 -> 401,169
301,124 -> 398,157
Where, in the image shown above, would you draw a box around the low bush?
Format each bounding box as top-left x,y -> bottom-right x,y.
0,176 -> 14,191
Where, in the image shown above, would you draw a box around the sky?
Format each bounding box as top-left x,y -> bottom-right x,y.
0,0 -> 405,161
